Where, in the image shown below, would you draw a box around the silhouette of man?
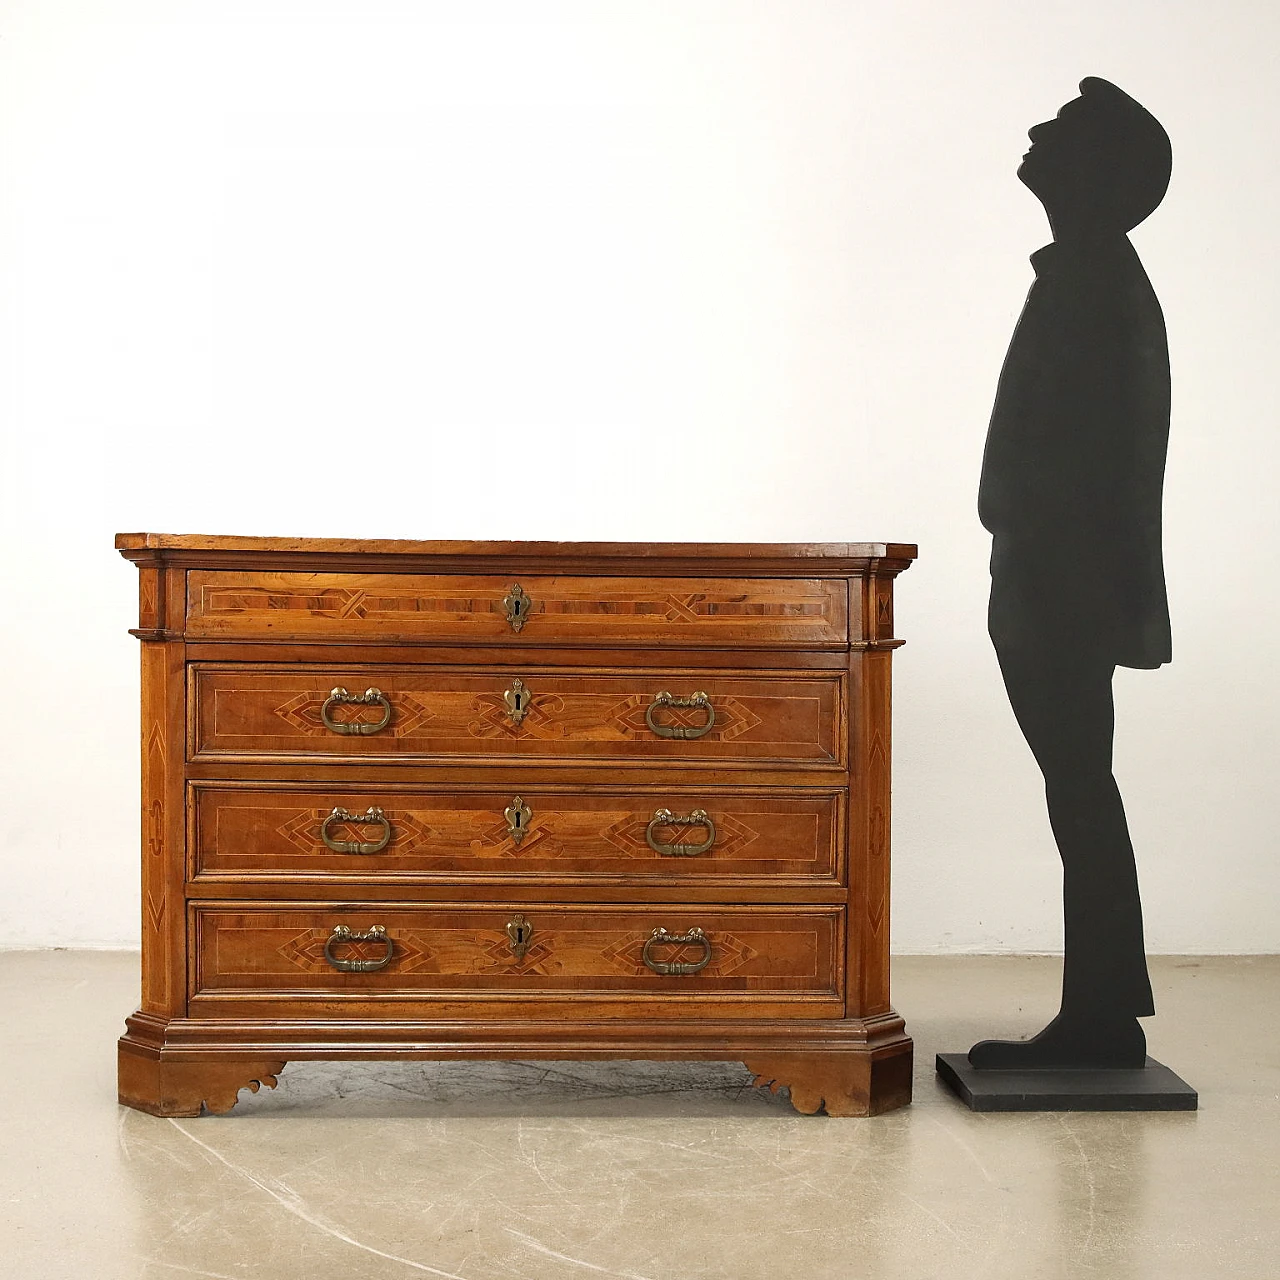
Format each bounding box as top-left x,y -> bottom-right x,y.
970,78 -> 1173,1069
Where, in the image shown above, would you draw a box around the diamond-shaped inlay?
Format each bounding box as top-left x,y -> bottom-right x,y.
468,693 -> 568,740
599,935 -> 645,974
271,691 -> 434,737
597,815 -> 654,859
477,933 -> 557,976
469,812 -> 550,856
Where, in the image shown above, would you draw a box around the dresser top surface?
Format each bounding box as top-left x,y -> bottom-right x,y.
115,532 -> 917,569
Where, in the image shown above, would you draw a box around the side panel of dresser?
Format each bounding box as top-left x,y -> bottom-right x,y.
135,566 -> 186,1019
848,566 -> 904,1019
744,570 -> 912,1117
118,564 -> 287,1117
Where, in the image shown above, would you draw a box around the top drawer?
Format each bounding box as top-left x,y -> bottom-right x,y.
185,572 -> 849,647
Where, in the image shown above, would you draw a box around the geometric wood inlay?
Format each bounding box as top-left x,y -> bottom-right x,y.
187,571 -> 850,647
193,788 -> 839,879
195,669 -> 842,765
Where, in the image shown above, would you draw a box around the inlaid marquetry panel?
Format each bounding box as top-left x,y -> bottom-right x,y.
192,904 -> 842,997
190,785 -> 843,882
189,665 -> 844,766
186,572 -> 849,646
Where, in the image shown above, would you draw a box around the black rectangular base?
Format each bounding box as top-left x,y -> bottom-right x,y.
935,1053 -> 1198,1112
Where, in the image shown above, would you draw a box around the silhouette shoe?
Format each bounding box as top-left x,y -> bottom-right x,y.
967,1012 -> 1147,1070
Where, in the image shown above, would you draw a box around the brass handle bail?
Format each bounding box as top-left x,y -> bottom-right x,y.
323,924 -> 394,973
320,807 -> 392,855
644,691 -> 716,740
645,809 -> 716,857
320,687 -> 393,736
642,926 -> 712,976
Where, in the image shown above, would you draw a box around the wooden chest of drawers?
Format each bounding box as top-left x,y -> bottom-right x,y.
115,534 -> 916,1117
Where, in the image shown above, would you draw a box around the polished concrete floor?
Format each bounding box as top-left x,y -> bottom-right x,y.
2,951 -> 1276,1280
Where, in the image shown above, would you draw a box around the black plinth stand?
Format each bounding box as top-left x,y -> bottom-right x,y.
936,1053 -> 1197,1112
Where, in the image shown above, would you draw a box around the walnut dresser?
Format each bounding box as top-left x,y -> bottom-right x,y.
115,534 -> 917,1117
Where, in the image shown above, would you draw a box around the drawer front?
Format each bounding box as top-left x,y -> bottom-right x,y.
192,904 -> 842,1000
186,571 -> 849,646
191,785 -> 843,883
190,666 -> 844,766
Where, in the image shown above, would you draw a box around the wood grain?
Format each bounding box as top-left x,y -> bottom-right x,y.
186,571 -> 849,646
118,532 -> 917,561
189,665 -> 844,766
190,783 -> 844,884
192,903 -> 842,999
138,624 -> 186,1018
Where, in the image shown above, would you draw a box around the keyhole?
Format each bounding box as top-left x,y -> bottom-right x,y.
505,796 -> 532,845
507,915 -> 533,958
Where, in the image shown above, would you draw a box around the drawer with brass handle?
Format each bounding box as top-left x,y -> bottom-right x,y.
189,784 -> 844,884
189,664 -> 844,767
190,903 -> 842,1006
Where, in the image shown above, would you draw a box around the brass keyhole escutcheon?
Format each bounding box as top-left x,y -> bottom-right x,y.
506,914 -> 533,960
504,796 -> 532,845
504,678 -> 532,725
502,584 -> 533,632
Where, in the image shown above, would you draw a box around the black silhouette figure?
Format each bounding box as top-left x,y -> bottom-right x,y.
970,78 -> 1173,1070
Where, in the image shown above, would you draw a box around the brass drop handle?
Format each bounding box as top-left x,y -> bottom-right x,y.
501,583 -> 534,632
645,809 -> 716,858
644,691 -> 715,740
320,687 -> 393,736
504,678 -> 532,725
506,914 -> 534,960
323,924 -> 394,973
642,927 -> 712,976
504,796 -> 533,845
320,806 -> 392,855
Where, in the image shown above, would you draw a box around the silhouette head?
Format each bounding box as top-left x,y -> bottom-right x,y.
1019,78 -> 1171,238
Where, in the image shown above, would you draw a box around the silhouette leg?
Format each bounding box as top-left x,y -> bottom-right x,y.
969,642 -> 1152,1070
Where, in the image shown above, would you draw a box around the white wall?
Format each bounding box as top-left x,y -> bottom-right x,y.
2,0 -> 1276,952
